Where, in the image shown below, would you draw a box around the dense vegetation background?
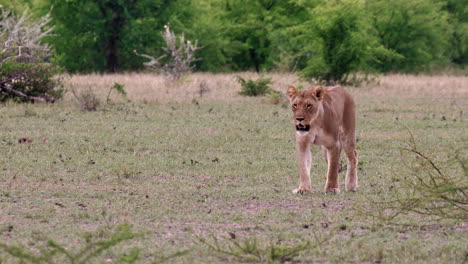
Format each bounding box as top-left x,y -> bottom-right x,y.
1,0 -> 467,76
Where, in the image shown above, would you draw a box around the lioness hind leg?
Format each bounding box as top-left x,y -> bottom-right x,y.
344,147 -> 358,192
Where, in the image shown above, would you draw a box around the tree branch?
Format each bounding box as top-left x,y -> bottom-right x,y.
0,84 -> 55,103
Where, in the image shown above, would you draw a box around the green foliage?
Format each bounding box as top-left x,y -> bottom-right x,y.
197,235 -> 315,263
293,0 -> 387,84
10,0 -> 466,73
107,82 -> 127,103
444,0 -> 468,66
236,76 -> 273,96
221,0 -> 277,71
46,0 -> 185,72
0,61 -> 64,103
367,0 -> 451,72
112,82 -> 127,97
217,0 -> 310,72
0,0 -> 33,13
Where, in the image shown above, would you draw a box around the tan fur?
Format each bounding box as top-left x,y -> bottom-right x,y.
287,86 -> 358,194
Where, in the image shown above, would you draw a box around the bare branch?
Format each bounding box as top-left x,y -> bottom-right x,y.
0,83 -> 55,103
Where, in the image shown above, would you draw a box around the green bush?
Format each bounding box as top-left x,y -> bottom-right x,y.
0,61 -> 64,103
236,76 -> 273,96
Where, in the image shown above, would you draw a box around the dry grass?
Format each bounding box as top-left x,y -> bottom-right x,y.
65,72 -> 304,102
66,72 -> 467,103
362,74 -> 468,98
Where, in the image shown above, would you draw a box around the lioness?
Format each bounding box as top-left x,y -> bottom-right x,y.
287,86 -> 358,194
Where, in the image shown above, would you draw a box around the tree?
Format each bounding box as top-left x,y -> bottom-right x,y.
294,0 -> 387,84
47,0 -> 188,72
367,0 -> 450,72
217,0 -> 308,72
443,0 -> 468,66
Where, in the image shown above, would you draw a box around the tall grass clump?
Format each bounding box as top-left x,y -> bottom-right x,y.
135,25 -> 202,81
71,87 -> 101,111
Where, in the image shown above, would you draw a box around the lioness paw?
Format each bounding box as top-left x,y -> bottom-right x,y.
325,188 -> 340,194
292,187 -> 311,195
345,185 -> 358,192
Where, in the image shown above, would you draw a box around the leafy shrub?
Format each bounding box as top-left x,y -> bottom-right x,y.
0,8 -> 63,103
0,61 -> 64,103
236,76 -> 273,96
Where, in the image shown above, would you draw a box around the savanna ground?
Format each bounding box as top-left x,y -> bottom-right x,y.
0,73 -> 467,263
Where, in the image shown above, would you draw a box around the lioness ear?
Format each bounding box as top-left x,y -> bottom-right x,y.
287,86 -> 297,102
312,86 -> 325,101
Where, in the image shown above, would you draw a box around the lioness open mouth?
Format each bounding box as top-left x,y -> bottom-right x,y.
296,124 -> 310,132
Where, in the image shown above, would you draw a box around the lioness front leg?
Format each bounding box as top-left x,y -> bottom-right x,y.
324,145 -> 341,193
293,140 -> 312,194
344,147 -> 358,192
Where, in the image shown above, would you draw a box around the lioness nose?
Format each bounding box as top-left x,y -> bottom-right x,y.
296,117 -> 305,121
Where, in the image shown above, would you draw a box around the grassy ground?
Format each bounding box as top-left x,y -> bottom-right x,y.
0,73 -> 467,263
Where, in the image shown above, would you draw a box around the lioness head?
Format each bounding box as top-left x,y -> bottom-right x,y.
287,86 -> 325,132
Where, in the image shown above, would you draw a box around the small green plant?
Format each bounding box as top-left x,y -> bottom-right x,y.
71,87 -> 101,111
107,82 -> 127,104
0,224 -> 188,264
236,76 -> 273,97
196,235 -> 318,263
0,224 -> 139,264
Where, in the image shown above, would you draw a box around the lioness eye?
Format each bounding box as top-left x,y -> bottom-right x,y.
306,104 -> 312,109
292,104 -> 297,108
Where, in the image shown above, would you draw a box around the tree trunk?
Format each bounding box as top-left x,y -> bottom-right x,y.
105,37 -> 118,73
99,3 -> 127,73
249,48 -> 260,72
